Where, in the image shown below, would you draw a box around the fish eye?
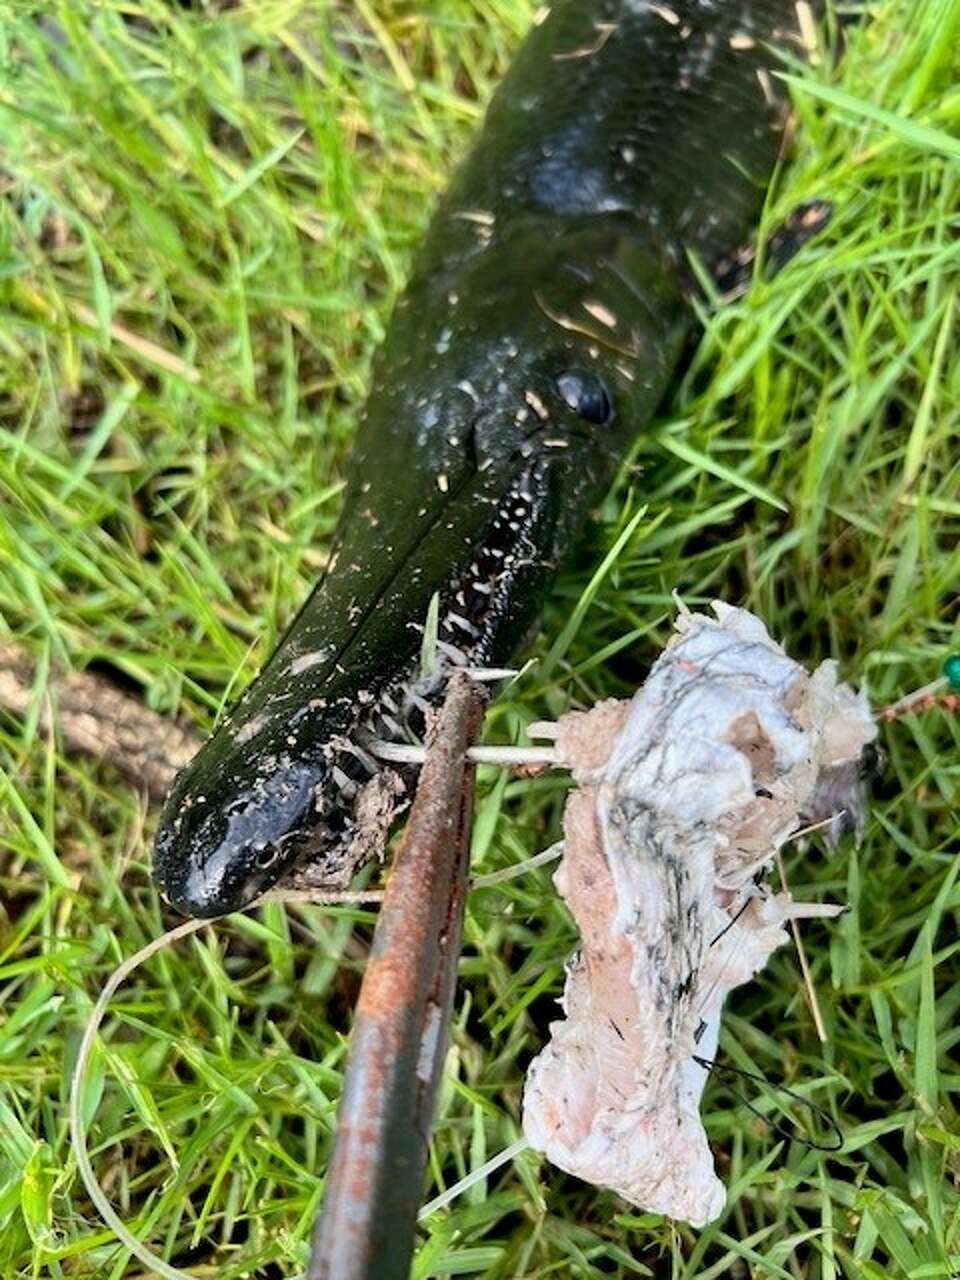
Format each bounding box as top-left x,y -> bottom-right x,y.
555,369 -> 613,425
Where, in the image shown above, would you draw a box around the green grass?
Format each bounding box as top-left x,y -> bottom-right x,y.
1,0 -> 959,1276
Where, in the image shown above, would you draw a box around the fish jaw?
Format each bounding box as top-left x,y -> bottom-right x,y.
151,452 -> 574,916
152,742 -> 343,918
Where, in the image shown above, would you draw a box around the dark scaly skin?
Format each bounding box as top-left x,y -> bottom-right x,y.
153,0 -> 804,917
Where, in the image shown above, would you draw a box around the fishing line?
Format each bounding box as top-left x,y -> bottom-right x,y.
69,888 -> 385,1279
708,892 -> 753,947
692,1053 -> 843,1153
70,916 -> 209,1280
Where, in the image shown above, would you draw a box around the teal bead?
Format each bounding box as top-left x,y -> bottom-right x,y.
944,653 -> 960,693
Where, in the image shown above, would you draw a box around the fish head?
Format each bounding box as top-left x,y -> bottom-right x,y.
153,752 -> 329,917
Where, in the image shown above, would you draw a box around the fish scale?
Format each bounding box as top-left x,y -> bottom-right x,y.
153,0 -> 809,917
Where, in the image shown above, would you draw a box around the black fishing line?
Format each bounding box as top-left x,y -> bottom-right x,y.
708,894 -> 753,948
693,1054 -> 844,1153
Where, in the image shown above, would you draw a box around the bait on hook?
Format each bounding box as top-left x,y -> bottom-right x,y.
473,602 -> 871,1225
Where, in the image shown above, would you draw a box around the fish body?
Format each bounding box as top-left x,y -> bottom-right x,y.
153,0 -> 805,917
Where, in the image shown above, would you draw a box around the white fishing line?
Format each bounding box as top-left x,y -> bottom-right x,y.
71,879 -> 535,1265
69,916 -> 210,1280
69,888 -> 387,1277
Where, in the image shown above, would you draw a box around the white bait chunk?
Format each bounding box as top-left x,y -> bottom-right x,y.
522,603 -> 875,1226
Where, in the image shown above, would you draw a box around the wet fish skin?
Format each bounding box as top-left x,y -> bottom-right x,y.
153,0 -> 803,917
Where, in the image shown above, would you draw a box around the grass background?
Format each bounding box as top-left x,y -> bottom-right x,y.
0,0 -> 959,1275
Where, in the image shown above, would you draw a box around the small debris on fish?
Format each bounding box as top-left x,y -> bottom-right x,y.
522,603 -> 875,1226
649,3 -> 681,25
346,768 -> 408,868
582,299 -> 619,329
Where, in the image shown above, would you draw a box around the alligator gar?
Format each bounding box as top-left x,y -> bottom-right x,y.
153,0 -> 812,917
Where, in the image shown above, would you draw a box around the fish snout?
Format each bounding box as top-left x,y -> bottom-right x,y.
152,755 -> 323,917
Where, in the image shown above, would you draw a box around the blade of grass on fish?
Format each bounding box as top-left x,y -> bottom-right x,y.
420,591 -> 441,679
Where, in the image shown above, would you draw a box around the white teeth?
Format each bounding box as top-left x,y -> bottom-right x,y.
403,691 -> 433,716
378,712 -> 405,738
436,639 -> 468,665
331,766 -> 358,797
366,740 -> 426,764
445,611 -> 478,637
317,475 -> 545,808
336,738 -> 379,774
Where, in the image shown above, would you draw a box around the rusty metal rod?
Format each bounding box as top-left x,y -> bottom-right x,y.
308,673 -> 484,1280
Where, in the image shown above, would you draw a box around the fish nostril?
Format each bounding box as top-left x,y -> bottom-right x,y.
254,844 -> 279,870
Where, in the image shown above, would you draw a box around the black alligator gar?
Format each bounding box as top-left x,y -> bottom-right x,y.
153,0 -> 811,917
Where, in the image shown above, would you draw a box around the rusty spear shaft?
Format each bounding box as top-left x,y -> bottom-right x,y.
308,673 -> 484,1280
